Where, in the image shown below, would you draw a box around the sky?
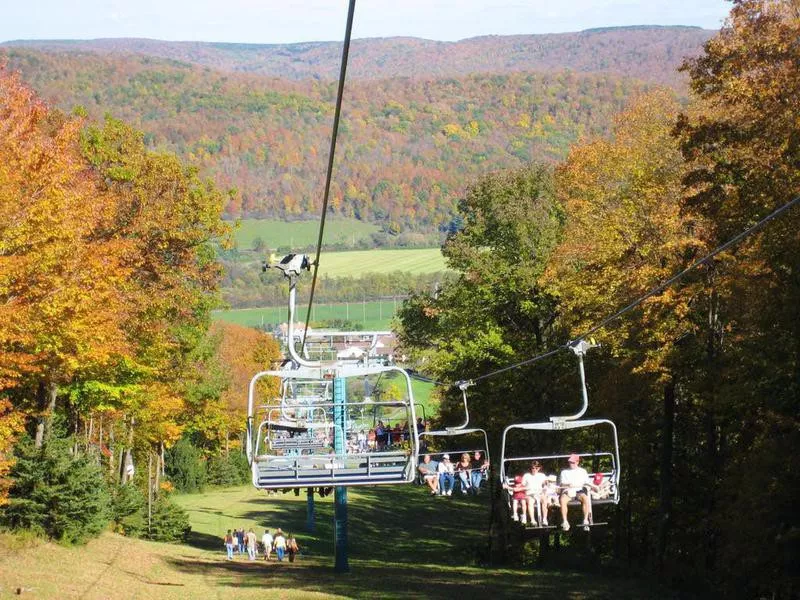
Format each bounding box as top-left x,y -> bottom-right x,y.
0,0 -> 732,45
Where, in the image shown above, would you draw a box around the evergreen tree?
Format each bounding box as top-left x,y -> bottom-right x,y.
164,438 -> 207,493
2,437 -> 111,544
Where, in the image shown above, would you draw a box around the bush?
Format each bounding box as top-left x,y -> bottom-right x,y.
206,452 -> 250,487
2,437 -> 111,544
164,438 -> 207,492
146,495 -> 191,542
110,483 -> 147,537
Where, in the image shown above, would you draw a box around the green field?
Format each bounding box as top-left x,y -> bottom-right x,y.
232,218 -> 380,251
233,247 -> 448,277
316,249 -> 447,277
213,300 -> 402,331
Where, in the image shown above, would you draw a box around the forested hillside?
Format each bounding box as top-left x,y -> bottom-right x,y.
4,48 -> 645,231
0,27 -> 708,232
2,26 -> 712,84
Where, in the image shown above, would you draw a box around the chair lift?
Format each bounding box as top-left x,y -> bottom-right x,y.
499,339 -> 621,529
416,380 -> 491,493
246,254 -> 420,489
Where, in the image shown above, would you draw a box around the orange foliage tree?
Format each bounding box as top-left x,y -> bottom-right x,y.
0,64 -> 132,452
185,321 -> 281,454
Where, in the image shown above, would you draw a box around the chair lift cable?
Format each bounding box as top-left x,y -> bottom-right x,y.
300,0 -> 357,352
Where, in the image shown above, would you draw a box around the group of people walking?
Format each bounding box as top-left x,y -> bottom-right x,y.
223,527 -> 300,562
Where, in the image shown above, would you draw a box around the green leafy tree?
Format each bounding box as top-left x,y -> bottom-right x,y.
397,164 -> 567,445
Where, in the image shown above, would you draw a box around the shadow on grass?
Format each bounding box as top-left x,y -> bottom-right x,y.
163,554 -> 647,600
177,484 -> 667,599
235,484 -> 492,565
185,530 -> 226,552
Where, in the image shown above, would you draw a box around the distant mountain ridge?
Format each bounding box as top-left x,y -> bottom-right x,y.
2,26 -> 713,86
1,26 -> 711,231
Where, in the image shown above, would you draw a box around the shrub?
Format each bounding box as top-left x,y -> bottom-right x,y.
206,452 -> 250,487
2,437 -> 111,544
110,483 -> 146,537
164,438 -> 207,493
146,495 -> 191,542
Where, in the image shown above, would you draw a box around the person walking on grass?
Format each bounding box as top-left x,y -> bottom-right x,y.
246,528 -> 258,560
273,528 -> 287,562
236,527 -> 245,554
223,529 -> 235,561
262,529 -> 274,561
287,534 -> 300,563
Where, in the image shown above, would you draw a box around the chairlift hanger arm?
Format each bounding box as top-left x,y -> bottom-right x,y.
550,339 -> 600,422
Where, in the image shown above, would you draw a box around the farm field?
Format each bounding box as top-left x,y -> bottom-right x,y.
213,300 -> 400,331
229,248 -> 448,277
231,218 -> 381,251
316,249 -> 447,277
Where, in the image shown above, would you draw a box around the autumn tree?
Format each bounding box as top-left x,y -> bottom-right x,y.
545,89 -> 706,575
0,65 -> 131,451
676,1 -> 800,596
181,321 -> 280,454
71,115 -> 232,478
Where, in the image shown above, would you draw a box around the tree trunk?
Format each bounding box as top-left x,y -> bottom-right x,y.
109,425 -> 116,479
656,377 -> 676,573
147,451 -> 153,538
34,380 -> 58,448
154,444 -> 161,491
120,416 -> 136,483
703,268 -> 723,574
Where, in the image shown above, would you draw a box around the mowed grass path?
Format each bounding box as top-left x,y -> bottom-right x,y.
1,484 -> 667,599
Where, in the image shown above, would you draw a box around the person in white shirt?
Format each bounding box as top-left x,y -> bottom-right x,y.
246,528 -> 258,560
273,529 -> 287,561
521,460 -> 547,526
559,453 -> 592,531
261,529 -> 274,561
438,454 -> 455,496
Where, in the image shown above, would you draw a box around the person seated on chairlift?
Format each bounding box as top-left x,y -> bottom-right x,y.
456,453 -> 473,495
589,471 -> 612,500
522,460 -> 547,526
470,451 -> 489,492
504,473 -> 528,524
418,454 -> 440,495
543,474 -> 559,514
360,429 -> 369,452
559,453 -> 596,531
438,454 -> 456,496
324,449 -> 341,470
375,421 -> 386,450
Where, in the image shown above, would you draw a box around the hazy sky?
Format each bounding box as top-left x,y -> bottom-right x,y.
1,0 -> 732,45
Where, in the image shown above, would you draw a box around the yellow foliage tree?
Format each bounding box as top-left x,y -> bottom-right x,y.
545,90 -> 704,375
